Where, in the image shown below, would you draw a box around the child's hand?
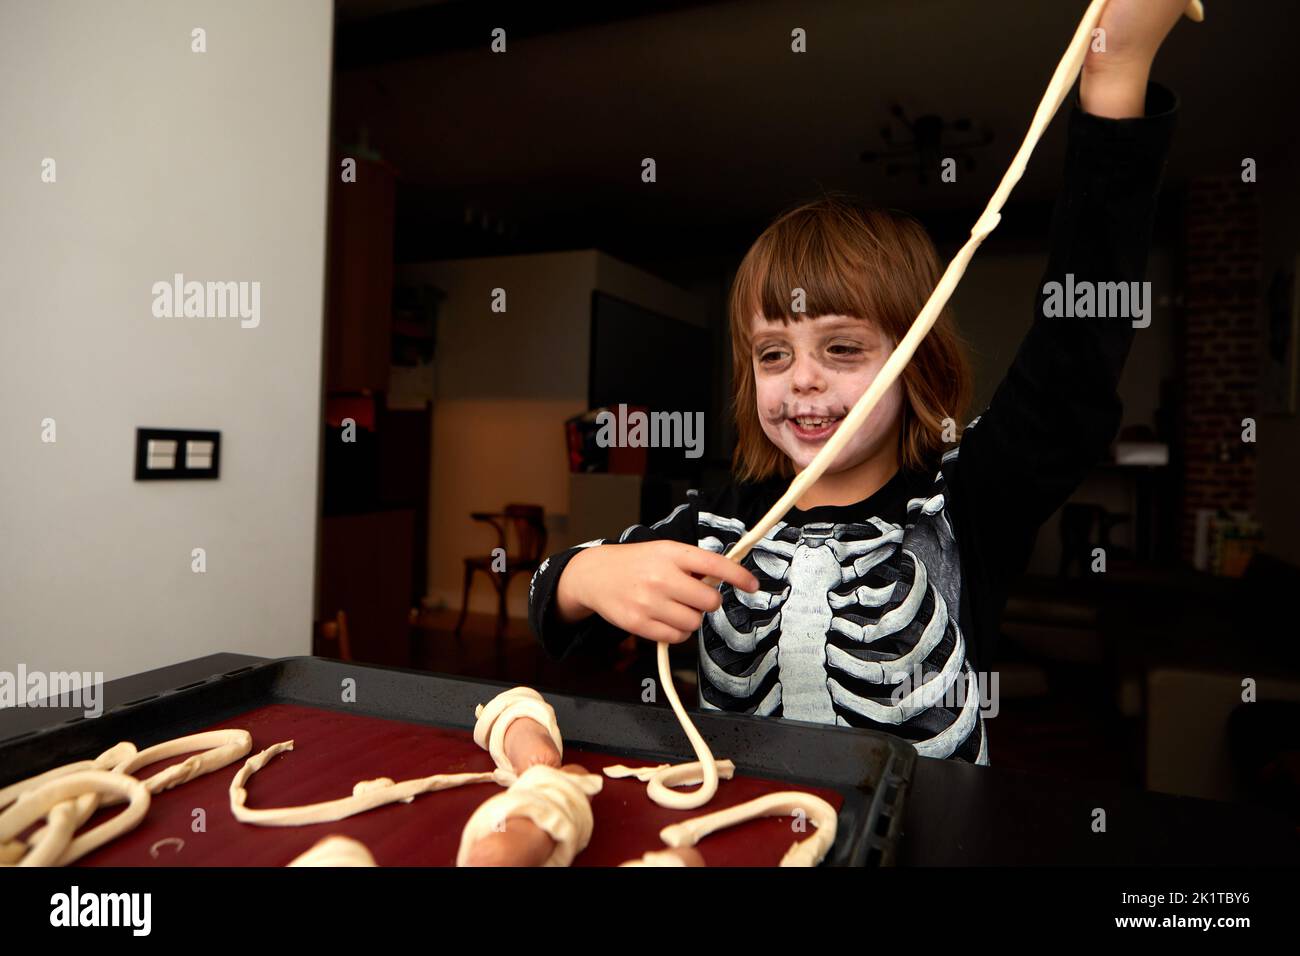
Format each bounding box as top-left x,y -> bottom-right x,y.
1080,0 -> 1197,118
1083,0 -> 1194,77
557,541 -> 760,644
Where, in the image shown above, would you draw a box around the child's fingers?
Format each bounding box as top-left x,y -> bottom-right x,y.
635,618 -> 693,645
673,545 -> 761,593
648,598 -> 706,636
661,571 -> 728,614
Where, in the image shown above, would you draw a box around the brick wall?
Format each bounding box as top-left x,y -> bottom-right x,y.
1179,177 -> 1261,562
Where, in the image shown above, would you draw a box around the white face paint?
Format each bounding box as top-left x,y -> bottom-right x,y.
750,313 -> 904,476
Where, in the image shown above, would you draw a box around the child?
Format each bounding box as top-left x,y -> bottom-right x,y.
528,1 -> 1187,766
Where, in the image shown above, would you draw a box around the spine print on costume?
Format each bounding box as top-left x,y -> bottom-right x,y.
696,466 -> 988,766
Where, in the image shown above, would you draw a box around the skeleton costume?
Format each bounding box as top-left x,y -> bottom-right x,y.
529,83 -> 1178,766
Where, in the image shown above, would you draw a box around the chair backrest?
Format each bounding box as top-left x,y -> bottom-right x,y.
316,609 -> 352,662
504,503 -> 547,563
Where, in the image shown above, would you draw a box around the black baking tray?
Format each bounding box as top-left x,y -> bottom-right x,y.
0,655 -> 915,866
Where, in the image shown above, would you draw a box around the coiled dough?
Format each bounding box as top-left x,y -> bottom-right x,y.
0,770 -> 151,867
472,686 -> 564,780
2,732 -> 250,862
456,764 -> 603,867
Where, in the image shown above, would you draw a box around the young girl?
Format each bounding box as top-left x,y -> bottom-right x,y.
526,1 -> 1187,767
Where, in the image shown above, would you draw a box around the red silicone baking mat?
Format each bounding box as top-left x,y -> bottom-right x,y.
69,703 -> 845,867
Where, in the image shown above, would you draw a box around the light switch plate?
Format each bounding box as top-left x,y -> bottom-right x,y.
135,428 -> 221,480
185,439 -> 214,469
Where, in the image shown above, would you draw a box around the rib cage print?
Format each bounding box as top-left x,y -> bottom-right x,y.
697,473 -> 989,765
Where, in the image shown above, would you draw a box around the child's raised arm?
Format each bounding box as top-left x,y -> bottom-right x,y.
943,18 -> 1184,656
1080,0 -> 1199,119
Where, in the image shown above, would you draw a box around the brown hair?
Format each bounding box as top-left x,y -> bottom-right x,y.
728,194 -> 972,483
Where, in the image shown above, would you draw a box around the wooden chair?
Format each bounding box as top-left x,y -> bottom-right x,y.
315,609 -> 353,662
454,504 -> 548,640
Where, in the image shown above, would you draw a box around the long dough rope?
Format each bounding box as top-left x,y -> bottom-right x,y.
650,641 -> 722,809
654,0 -> 1206,812
659,791 -> 839,868
603,759 -> 736,784
229,741 -> 505,826
456,763 -> 603,867
0,741 -> 137,812
230,686 -> 557,826
111,730 -> 252,801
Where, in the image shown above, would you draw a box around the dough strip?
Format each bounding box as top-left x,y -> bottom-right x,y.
659,790 -> 838,867
229,740 -> 505,826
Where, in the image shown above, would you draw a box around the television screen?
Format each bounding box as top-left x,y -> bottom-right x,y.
588,291 -> 713,478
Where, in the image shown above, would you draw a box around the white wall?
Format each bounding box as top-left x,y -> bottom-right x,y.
0,1 -> 334,681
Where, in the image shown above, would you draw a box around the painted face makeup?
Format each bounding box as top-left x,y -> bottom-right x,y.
751,313 -> 904,475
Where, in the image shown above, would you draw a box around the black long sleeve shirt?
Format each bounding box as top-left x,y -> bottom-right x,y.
527,81 -> 1179,766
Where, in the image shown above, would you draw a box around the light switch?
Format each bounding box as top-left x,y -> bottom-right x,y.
186,440 -> 214,469
146,439 -> 177,470
135,428 -> 220,480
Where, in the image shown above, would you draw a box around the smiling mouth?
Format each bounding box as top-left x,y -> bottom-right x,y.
787,415 -> 844,441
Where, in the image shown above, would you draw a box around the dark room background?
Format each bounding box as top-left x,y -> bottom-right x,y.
313,0 -> 1300,816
